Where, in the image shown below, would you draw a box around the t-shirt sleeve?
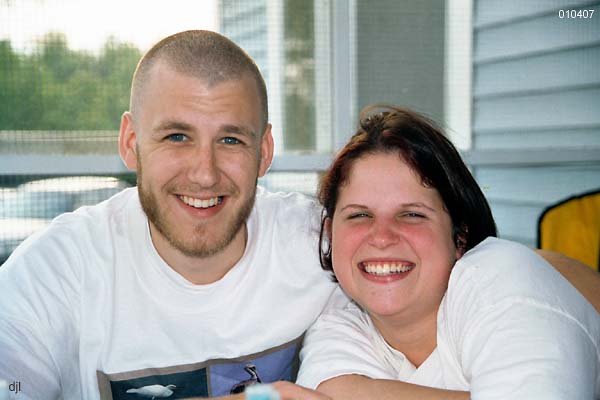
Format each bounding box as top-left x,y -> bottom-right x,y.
0,228 -> 82,400
296,289 -> 395,389
0,316 -> 62,399
441,238 -> 600,399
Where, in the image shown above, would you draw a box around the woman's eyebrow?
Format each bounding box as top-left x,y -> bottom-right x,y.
401,202 -> 436,212
339,204 -> 368,212
339,202 -> 437,212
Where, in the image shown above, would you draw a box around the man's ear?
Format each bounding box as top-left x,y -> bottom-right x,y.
258,123 -> 274,177
119,112 -> 138,171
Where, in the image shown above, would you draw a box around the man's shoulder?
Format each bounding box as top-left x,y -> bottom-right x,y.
256,186 -> 318,206
4,187 -> 140,266
255,187 -> 320,221
249,188 -> 323,262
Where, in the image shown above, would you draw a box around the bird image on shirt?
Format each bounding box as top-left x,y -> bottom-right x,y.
126,384 -> 176,399
230,363 -> 262,394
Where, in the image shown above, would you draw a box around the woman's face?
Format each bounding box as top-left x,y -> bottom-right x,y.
330,152 -> 461,324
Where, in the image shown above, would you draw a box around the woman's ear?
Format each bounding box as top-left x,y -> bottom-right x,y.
454,224 -> 468,260
321,215 -> 338,282
325,216 -> 332,241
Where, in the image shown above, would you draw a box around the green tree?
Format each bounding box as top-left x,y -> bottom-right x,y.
283,0 -> 315,151
0,33 -> 141,131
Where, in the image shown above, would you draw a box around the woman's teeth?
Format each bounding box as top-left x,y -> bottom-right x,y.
363,262 -> 414,276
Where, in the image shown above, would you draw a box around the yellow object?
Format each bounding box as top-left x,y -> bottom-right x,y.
538,189 -> 600,271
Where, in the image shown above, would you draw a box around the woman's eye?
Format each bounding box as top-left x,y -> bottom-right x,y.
166,133 -> 187,142
403,212 -> 425,219
222,137 -> 242,145
348,212 -> 370,219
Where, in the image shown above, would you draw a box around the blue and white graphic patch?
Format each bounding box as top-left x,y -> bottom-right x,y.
97,337 -> 301,399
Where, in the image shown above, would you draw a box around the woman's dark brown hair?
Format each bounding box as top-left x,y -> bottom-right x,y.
318,104 -> 497,273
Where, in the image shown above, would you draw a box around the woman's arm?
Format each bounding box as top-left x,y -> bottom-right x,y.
318,375 -> 468,400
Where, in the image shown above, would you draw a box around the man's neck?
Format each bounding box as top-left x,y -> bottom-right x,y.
150,224 -> 248,285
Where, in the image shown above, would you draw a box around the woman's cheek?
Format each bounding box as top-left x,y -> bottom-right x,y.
331,223 -> 368,274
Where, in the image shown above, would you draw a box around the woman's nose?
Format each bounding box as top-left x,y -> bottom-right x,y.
367,221 -> 400,249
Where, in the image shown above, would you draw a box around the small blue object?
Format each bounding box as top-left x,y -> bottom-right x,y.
244,384 -> 281,400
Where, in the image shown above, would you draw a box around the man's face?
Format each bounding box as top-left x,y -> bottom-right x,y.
120,61 -> 273,263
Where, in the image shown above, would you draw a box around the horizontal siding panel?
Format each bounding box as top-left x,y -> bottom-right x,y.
488,200 -> 546,245
474,46 -> 600,97
474,0 -> 597,28
472,0 -> 600,249
473,87 -> 600,132
475,127 -> 600,149
474,4 -> 600,63
463,148 -> 600,166
474,165 -> 600,204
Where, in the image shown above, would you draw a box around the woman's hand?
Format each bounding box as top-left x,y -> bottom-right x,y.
208,382 -> 331,400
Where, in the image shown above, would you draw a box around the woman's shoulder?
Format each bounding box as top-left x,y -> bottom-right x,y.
446,237 -> 598,324
450,237 -> 555,296
438,237 -> 600,398
455,237 -> 543,276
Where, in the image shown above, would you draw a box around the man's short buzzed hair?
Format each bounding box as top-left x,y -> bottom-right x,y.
130,30 -> 268,131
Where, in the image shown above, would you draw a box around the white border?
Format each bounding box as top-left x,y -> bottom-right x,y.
444,0 -> 473,150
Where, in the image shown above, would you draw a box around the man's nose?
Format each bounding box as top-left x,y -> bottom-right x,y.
187,145 -> 220,187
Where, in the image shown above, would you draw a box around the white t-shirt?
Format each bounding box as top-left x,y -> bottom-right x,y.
0,187 -> 338,399
297,238 -> 600,399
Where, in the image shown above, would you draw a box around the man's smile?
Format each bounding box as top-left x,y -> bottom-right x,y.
179,195 -> 224,209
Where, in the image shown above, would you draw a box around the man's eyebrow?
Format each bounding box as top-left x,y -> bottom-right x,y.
153,120 -> 194,133
221,124 -> 258,139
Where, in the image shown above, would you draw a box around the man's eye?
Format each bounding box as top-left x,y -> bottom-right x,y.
166,133 -> 187,142
222,137 -> 242,145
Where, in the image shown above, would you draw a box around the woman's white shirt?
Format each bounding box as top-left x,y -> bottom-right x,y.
297,238 -> 600,399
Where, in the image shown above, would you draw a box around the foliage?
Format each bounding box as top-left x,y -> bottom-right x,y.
283,0 -> 315,152
0,33 -> 141,130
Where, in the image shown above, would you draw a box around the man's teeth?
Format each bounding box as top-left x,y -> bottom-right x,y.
180,195 -> 222,209
363,262 -> 413,276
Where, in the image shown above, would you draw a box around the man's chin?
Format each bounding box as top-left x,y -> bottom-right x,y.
168,237 -> 234,259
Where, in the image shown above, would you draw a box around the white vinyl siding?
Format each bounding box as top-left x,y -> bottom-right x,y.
470,0 -> 600,246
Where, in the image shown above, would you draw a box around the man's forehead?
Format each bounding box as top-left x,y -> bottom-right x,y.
148,58 -> 254,88
134,59 -> 266,134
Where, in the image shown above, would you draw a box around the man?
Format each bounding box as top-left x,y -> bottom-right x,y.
0,30 -> 334,400
0,30 -> 596,400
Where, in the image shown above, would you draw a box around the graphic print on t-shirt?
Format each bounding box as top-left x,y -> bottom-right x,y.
97,337 -> 301,399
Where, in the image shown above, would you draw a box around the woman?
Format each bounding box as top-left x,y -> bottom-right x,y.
296,105 -> 600,399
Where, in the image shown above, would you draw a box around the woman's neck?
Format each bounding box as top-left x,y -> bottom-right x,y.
370,310 -> 438,367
